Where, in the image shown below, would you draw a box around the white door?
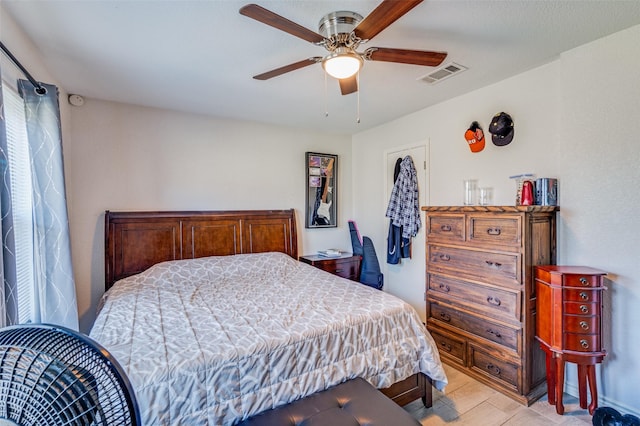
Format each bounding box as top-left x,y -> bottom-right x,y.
385,145 -> 428,207
383,143 -> 428,321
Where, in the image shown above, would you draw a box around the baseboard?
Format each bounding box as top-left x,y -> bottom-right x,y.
564,383 -> 640,418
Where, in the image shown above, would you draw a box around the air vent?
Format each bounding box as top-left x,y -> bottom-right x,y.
419,62 -> 467,84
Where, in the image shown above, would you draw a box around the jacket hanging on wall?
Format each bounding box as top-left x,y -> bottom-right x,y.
385,156 -> 421,264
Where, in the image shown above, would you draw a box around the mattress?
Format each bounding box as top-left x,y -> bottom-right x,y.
90,252 -> 447,425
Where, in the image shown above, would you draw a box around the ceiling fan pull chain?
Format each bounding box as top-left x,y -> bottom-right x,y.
356,72 -> 360,124
324,72 -> 329,117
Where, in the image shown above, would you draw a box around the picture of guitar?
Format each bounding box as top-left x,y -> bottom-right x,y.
312,156 -> 335,226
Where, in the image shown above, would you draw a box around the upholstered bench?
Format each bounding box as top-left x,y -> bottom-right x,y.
238,377 -> 421,426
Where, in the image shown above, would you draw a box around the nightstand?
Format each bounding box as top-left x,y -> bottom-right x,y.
299,254 -> 361,282
535,265 -> 607,415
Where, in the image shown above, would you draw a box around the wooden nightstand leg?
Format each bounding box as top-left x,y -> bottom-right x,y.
546,350 -> 556,405
587,364 -> 598,415
555,356 -> 565,415
577,364 -> 588,409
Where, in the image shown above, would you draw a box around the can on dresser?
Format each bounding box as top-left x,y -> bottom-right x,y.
535,178 -> 558,206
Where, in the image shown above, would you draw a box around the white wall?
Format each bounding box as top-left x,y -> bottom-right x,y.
66,100 -> 353,331
557,24 -> 640,413
351,54 -> 561,321
0,7 -> 72,131
352,24 -> 640,415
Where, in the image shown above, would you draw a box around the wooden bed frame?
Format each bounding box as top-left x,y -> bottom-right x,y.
104,209 -> 432,407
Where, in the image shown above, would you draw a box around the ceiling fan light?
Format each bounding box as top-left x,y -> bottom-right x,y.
322,52 -> 363,79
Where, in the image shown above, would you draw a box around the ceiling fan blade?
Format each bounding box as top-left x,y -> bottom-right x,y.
353,0 -> 423,41
366,47 -> 447,66
240,4 -> 325,44
253,57 -> 321,80
339,76 -> 358,95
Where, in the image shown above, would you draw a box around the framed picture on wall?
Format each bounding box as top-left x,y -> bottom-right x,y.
305,152 -> 337,228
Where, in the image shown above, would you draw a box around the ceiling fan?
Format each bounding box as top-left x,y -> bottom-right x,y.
239,0 -> 447,95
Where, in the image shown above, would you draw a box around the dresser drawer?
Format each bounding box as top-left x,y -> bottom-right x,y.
563,288 -> 601,303
563,314 -> 600,335
563,274 -> 602,288
299,255 -> 361,281
564,301 -> 599,316
317,258 -> 360,279
428,301 -> 519,351
428,245 -> 520,288
564,333 -> 600,352
428,274 -> 520,321
469,344 -> 520,391
429,328 -> 466,366
468,215 -> 521,249
426,214 -> 465,243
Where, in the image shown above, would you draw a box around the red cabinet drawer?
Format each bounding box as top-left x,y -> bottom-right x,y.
564,333 -> 600,352
564,274 -> 602,288
563,288 -> 600,303
563,314 -> 600,334
564,301 -> 598,316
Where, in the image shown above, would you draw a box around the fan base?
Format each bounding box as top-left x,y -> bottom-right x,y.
318,11 -> 362,39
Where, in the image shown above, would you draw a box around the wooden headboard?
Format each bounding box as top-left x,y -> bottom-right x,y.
104,209 -> 298,291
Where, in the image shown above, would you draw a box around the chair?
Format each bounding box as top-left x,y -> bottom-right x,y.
348,221 -> 383,290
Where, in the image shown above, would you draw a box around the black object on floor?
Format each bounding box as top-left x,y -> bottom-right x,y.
592,407 -> 640,426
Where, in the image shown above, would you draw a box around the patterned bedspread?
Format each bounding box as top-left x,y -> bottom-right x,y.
90,252 -> 447,425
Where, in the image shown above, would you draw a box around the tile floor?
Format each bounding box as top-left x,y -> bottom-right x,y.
405,364 -> 593,425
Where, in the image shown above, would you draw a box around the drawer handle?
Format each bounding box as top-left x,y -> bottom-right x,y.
334,269 -> 343,273
580,321 -> 589,330
580,277 -> 589,286
486,329 -> 502,339
485,261 -> 503,268
438,284 -> 450,293
439,313 -> 451,322
439,254 -> 451,261
439,341 -> 452,352
487,228 -> 501,236
580,340 -> 589,349
441,225 -> 452,232
487,296 -> 502,306
487,364 -> 501,376
580,305 -> 589,313
580,292 -> 589,300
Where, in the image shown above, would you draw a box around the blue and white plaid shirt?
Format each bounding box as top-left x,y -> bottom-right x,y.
385,156 -> 421,238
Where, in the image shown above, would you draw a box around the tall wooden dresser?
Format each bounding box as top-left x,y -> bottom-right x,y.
422,206 -> 558,405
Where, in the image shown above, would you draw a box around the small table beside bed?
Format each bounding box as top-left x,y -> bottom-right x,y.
91,209 -> 447,425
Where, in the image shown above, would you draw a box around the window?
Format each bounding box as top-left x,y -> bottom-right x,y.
2,79 -> 35,323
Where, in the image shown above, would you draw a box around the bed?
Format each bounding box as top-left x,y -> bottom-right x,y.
92,209 -> 447,425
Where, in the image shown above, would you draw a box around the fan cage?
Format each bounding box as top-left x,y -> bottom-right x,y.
0,324 -> 139,426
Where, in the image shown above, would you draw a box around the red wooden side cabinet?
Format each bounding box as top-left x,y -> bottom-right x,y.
535,265 -> 607,415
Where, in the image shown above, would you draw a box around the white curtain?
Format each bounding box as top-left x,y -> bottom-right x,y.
0,70 -> 7,328
0,70 -> 78,330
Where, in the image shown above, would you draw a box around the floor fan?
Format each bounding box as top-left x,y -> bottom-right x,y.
0,324 -> 140,426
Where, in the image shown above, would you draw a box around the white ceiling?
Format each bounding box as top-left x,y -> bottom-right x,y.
3,0 -> 640,135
